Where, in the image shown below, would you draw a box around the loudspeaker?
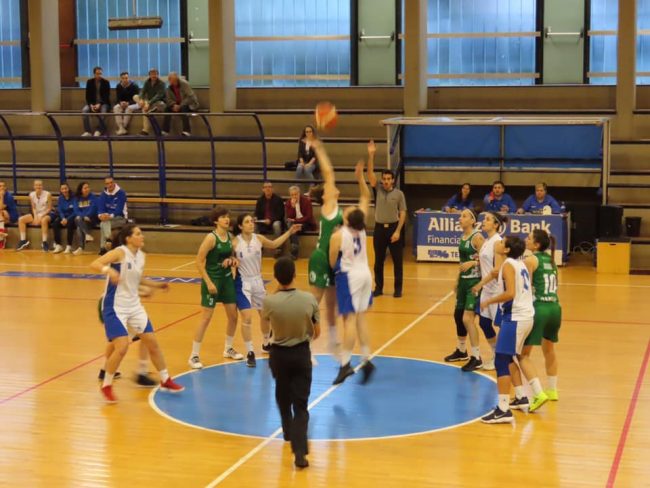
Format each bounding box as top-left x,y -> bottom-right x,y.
598,205 -> 623,238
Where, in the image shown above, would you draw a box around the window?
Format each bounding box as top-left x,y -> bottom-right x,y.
0,0 -> 22,88
75,0 -> 182,85
638,0 -> 650,84
427,0 -> 537,86
588,0 -> 617,85
235,0 -> 351,87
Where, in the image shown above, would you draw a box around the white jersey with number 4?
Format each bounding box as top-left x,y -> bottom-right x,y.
479,232 -> 503,295
498,257 -> 534,322
236,233 -> 263,280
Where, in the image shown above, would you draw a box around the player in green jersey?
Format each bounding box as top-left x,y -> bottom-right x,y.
188,207 -> 241,369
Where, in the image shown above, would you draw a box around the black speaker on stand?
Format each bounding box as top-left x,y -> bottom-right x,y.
598,205 -> 623,238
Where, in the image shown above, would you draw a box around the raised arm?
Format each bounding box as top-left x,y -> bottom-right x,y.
355,159 -> 371,216
259,224 -> 302,249
312,140 -> 338,215
366,139 -> 377,188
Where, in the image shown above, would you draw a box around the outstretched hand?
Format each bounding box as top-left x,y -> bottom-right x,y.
355,159 -> 365,180
367,139 -> 376,156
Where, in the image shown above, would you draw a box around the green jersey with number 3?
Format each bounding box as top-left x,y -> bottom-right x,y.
459,231 -> 480,279
532,251 -> 559,303
316,207 -> 344,254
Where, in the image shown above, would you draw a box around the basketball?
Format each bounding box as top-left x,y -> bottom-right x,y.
315,101 -> 338,131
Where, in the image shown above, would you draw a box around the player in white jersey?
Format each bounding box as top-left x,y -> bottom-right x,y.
231,213 -> 301,367
16,179 -> 52,251
329,159 -> 375,385
479,236 -> 543,424
90,224 -> 184,403
468,211 -> 505,372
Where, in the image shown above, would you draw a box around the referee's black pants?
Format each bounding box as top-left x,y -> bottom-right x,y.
373,222 -> 403,294
269,341 -> 312,456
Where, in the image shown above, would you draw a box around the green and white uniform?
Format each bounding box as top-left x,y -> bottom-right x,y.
201,231 -> 236,307
308,206 -> 344,289
456,231 -> 480,311
525,251 -> 562,345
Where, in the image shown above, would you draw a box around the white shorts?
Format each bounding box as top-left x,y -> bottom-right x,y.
103,305 -> 153,340
235,276 -> 266,310
479,289 -> 500,321
496,319 -> 534,356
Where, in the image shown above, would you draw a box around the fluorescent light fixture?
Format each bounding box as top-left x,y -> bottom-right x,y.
108,16 -> 163,30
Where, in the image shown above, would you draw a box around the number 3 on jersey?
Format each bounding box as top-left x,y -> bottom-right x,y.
520,269 -> 530,291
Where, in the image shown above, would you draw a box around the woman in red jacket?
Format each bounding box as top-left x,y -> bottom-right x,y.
285,185 -> 316,260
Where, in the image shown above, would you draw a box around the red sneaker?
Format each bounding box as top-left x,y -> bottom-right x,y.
160,377 -> 184,393
101,385 -> 118,404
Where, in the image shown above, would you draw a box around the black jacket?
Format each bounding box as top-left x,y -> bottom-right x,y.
255,193 -> 285,223
115,81 -> 140,104
85,78 -> 111,106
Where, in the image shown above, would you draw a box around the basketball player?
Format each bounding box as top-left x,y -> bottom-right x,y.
188,207 -> 240,369
329,160 -> 375,385
90,224 -> 184,403
469,211 -> 504,371
231,213 -> 301,367
509,229 -> 560,409
479,236 -> 533,424
445,208 -> 484,365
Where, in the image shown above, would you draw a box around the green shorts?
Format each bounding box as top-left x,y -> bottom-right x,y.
201,275 -> 236,308
308,248 -> 334,289
525,301 -> 562,345
456,278 -> 479,311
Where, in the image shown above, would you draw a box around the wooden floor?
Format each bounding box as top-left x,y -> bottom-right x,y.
1,250 -> 649,487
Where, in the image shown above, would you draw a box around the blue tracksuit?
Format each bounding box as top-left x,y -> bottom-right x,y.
483,193 -> 517,213
74,194 -> 98,220
98,188 -> 127,218
2,191 -> 18,222
520,194 -> 562,214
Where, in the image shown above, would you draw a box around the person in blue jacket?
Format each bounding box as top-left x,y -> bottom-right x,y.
0,180 -> 18,249
98,176 -> 128,255
51,182 -> 77,254
517,182 -> 562,214
483,181 -> 517,213
73,181 -> 98,255
442,183 -> 474,213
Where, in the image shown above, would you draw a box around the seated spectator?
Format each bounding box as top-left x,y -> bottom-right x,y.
17,179 -> 52,251
483,180 -> 517,213
518,182 -> 562,214
285,185 -> 316,260
81,66 -> 110,137
296,125 -> 319,182
136,68 -> 166,136
0,180 -> 18,249
73,181 -> 98,255
442,183 -> 473,213
98,176 -> 128,255
113,71 -> 140,135
51,182 -> 76,254
255,181 -> 284,242
162,72 -> 199,137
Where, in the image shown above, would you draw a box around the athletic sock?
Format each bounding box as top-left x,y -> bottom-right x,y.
529,377 -> 543,396
42,235 -> 47,242
457,338 -> 467,353
514,385 -> 525,400
225,335 -> 234,349
20,231 -> 26,240
102,373 -> 114,388
341,350 -> 352,367
138,359 -> 148,375
245,341 -> 254,353
547,376 -> 558,390
498,394 -> 510,412
360,345 -> 370,361
159,369 -> 170,382
471,346 -> 481,359
191,341 -> 202,356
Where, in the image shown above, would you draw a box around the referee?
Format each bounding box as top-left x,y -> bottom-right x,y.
366,140 -> 407,298
262,257 -> 320,468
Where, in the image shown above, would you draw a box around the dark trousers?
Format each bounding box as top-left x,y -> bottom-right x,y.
51,215 -> 76,246
269,341 -> 312,456
373,222 -> 403,293
162,105 -> 191,133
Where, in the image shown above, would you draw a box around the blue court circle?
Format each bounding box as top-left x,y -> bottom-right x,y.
151,355 -> 496,440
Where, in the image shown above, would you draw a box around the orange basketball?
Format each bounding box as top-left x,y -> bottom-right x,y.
315,101 -> 338,131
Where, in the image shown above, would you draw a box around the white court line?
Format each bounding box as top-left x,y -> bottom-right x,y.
170,260 -> 196,271
204,290 -> 455,488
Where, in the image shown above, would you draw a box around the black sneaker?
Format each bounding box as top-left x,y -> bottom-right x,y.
261,343 -> 271,354
360,361 -> 376,384
372,289 -> 383,298
135,373 -> 157,387
509,396 -> 530,412
393,290 -> 402,298
481,406 -> 514,424
246,351 -> 256,368
444,348 -> 469,362
461,356 -> 483,372
294,454 -> 309,468
332,362 -> 354,385
98,369 -> 122,380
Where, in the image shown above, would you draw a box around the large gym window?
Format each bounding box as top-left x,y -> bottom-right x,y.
426,0 -> 537,86
0,0 -> 22,88
588,0 -> 617,85
75,0 -> 182,86
235,0 -> 351,87
638,0 -> 650,84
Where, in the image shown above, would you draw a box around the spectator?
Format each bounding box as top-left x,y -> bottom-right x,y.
16,179 -> 52,252
81,66 -> 111,137
73,181 -> 98,255
136,68 -> 166,136
0,180 -> 18,249
98,177 -> 128,255
443,183 -> 474,213
296,125 -> 319,182
254,181 -> 284,241
483,181 -> 517,213
162,72 -> 199,137
518,182 -> 562,214
113,71 -> 140,135
285,185 -> 316,260
51,182 -> 76,254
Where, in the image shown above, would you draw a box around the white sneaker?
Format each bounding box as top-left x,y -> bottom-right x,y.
63,245 -> 72,254
72,247 -> 83,255
93,130 -> 101,137
188,355 -> 204,369
181,131 -> 191,137
116,127 -> 127,136
161,131 -> 169,136
52,244 -> 64,254
85,234 -> 94,242
482,358 -> 495,371
223,347 -> 244,360
81,131 -> 91,137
